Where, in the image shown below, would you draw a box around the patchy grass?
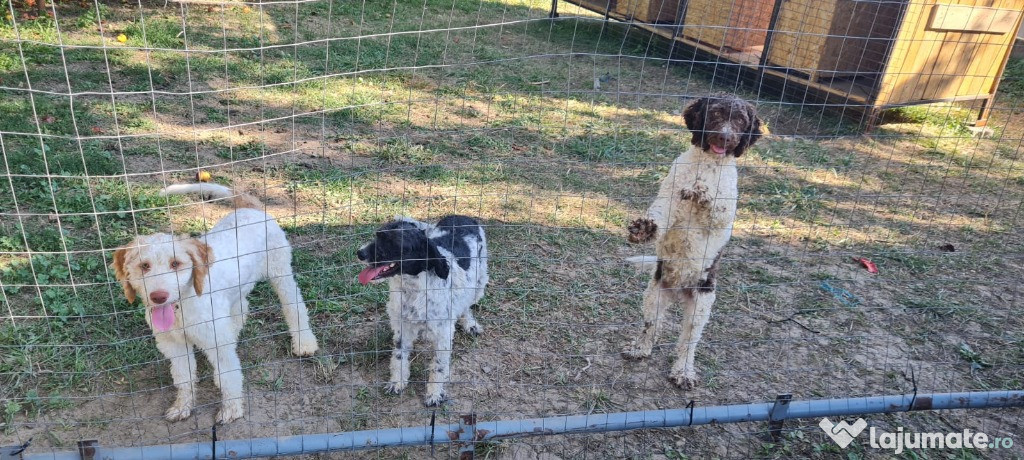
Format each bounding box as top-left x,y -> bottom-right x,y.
885,104 -> 974,136
1000,57 -> 1024,100
2,0 -> 1023,457
371,137 -> 435,165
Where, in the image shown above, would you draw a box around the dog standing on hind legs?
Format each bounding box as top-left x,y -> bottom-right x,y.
622,94 -> 763,389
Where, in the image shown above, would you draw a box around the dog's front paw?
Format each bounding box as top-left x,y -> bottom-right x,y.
423,391 -> 448,407
680,187 -> 712,208
383,381 -> 407,395
668,370 -> 698,390
621,341 -> 653,360
291,333 -> 319,357
164,399 -> 193,422
216,399 -> 245,424
627,218 -> 657,244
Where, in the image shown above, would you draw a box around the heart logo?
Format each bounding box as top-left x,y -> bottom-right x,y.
819,418 -> 868,449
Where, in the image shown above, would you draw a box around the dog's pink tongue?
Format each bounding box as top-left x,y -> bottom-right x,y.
151,304 -> 176,332
358,265 -> 389,285
711,144 -> 727,154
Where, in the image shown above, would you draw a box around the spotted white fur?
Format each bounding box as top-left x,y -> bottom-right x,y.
371,216 -> 488,406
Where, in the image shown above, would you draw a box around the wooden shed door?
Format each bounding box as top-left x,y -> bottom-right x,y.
878,0 -> 1023,105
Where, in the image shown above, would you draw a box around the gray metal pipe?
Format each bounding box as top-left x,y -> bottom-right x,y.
18,390 -> 1023,459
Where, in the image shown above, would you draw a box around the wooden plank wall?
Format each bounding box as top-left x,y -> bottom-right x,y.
682,0 -> 774,51
767,0 -> 902,79
767,0 -> 839,73
817,1 -> 903,78
616,0 -> 682,23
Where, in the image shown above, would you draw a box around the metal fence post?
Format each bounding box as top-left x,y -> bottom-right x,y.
768,394 -> 793,441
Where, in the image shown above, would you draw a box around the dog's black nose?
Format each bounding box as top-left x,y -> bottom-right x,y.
356,247 -> 368,261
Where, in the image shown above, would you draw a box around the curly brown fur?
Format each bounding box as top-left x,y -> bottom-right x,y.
683,92 -> 762,157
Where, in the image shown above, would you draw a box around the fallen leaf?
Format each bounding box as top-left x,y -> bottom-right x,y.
90,126 -> 103,134
41,115 -> 55,123
852,257 -> 878,274
939,243 -> 955,252
116,33 -> 127,43
505,277 -> 518,284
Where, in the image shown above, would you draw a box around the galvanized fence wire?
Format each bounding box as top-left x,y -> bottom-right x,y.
1,0 -> 1023,457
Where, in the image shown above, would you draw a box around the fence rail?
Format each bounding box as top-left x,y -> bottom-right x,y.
7,390 -> 1021,460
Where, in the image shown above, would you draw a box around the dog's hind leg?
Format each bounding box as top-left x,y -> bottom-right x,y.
622,278 -> 679,359
668,290 -> 714,389
269,261 -> 319,357
458,306 -> 483,337
423,323 -> 455,406
474,244 -> 489,304
157,337 -> 198,422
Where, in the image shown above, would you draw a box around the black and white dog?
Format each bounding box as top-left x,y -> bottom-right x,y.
356,215 -> 488,406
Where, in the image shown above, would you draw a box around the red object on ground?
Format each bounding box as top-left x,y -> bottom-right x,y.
852,257 -> 878,274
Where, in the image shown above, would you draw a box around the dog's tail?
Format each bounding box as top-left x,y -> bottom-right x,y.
159,183 -> 262,209
626,255 -> 659,271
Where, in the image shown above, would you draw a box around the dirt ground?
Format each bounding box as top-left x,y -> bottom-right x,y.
6,117 -> 1023,459
2,0 -> 1024,458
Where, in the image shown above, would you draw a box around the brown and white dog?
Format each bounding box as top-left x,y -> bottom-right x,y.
622,94 -> 762,389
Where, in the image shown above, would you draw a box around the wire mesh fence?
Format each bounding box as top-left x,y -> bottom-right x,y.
1,0 -> 1023,458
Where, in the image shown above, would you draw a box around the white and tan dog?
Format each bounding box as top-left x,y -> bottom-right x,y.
623,94 -> 762,389
112,183 -> 318,423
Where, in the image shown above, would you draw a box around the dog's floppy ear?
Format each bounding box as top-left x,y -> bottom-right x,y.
733,102 -> 763,157
683,97 -> 708,147
426,240 -> 449,280
112,244 -> 137,303
184,239 -> 213,296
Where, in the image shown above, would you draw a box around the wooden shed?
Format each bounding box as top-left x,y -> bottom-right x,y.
557,0 -> 1024,127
